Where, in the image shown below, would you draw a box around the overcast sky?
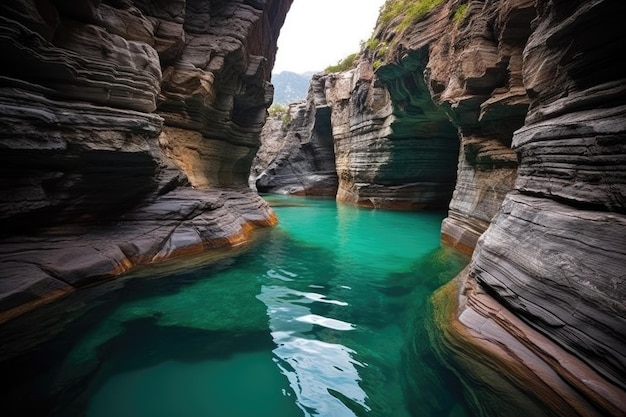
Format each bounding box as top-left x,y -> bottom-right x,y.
273,0 -> 387,74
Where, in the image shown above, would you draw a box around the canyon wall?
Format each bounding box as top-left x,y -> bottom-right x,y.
251,73 -> 338,196
0,0 -> 291,324
369,0 -> 625,415
434,1 -> 626,416
257,0 -> 529,226
253,0 -> 625,415
327,60 -> 460,210
255,59 -> 460,209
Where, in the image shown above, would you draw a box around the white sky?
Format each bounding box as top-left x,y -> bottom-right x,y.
273,0 -> 387,74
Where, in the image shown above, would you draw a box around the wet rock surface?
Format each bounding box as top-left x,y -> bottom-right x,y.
0,187 -> 275,324
424,0 -> 626,415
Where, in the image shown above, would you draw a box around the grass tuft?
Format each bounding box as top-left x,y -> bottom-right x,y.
325,52 -> 359,73
453,3 -> 468,24
380,0 -> 445,29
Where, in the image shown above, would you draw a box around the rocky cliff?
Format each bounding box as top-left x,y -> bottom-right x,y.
368,0 -> 625,415
432,1 -> 626,415
252,0 -> 625,415
328,60 -> 460,210
254,59 -> 460,209
255,1 -> 527,215
251,73 -> 338,196
0,0 -> 291,324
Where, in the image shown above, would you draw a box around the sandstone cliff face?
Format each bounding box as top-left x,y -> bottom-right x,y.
0,0 -> 291,324
251,73 -> 338,196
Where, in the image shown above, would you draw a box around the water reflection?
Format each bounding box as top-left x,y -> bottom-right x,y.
0,196 -> 471,417
257,280 -> 370,416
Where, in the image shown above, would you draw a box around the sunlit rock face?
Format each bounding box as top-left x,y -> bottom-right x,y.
0,0 -> 290,323
251,73 -> 338,196
429,0 -> 626,416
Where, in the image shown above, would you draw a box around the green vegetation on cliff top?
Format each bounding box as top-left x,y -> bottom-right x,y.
268,103 -> 288,117
325,0 -> 450,74
268,103 -> 291,125
380,0 -> 445,32
325,52 -> 359,73
360,0 -> 445,70
453,3 -> 468,24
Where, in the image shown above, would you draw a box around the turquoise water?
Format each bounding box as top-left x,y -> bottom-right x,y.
0,195 -> 470,417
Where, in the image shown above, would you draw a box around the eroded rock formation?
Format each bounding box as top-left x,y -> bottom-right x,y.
251,73 -> 338,196
422,1 -> 626,416
367,0 -> 532,252
257,2 -> 529,215
327,60 -> 460,210
256,59 -> 460,209
0,0 -> 291,324
297,0 -> 625,415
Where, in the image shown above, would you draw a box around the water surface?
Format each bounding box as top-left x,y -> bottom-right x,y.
0,195 -> 470,417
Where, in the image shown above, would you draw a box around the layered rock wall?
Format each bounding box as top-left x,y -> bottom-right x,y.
255,58 -> 460,210
0,0 -> 291,324
257,1 -> 530,216
347,0 -> 626,415
371,0 -> 533,252
424,1 -> 626,416
251,73 -> 338,196
327,60 -> 459,209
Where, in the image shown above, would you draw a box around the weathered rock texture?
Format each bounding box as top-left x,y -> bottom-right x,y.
370,0 -> 534,252
256,59 -> 460,209
258,1 -> 530,215
251,73 -> 338,196
406,0 -> 626,416
328,60 -> 459,209
0,0 -> 291,324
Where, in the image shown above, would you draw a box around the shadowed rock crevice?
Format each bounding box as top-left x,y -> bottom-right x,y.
251,73 -> 339,196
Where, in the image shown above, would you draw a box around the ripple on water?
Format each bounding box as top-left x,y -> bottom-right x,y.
0,195 -> 471,417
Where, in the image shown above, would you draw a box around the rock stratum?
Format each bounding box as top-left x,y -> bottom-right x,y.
253,60 -> 460,209
435,1 -> 626,415
0,0 -> 292,324
254,0 -> 625,415
1,0 -> 625,415
369,1 -> 625,416
251,73 -> 338,196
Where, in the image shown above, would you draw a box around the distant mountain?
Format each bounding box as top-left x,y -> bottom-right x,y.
271,71 -> 315,105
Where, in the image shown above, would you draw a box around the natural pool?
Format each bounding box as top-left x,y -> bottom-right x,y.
0,195 -> 470,417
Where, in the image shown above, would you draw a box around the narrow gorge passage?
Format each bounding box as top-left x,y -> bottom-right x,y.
0,196 -> 469,417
